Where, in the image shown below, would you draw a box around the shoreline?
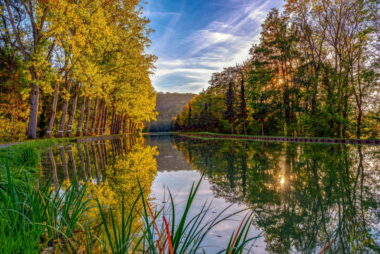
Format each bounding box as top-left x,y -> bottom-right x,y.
0,134 -> 141,150
175,132 -> 380,145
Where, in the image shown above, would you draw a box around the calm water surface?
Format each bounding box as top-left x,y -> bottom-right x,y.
41,134 -> 380,253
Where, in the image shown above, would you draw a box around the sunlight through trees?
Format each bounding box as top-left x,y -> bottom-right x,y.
175,0 -> 380,139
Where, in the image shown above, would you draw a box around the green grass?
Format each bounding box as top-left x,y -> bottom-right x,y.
0,138 -> 75,168
0,139 -> 58,192
0,165 -> 90,253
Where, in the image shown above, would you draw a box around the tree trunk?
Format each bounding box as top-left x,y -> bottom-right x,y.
115,115 -> 120,134
110,111 -> 115,134
27,83 -> 39,139
101,106 -> 108,135
66,84 -> 80,137
120,116 -> 124,134
120,116 -> 124,133
57,80 -> 72,138
356,108 -> 362,139
122,115 -> 127,134
83,99 -> 91,136
132,122 -> 137,133
240,76 -> 247,135
116,114 -> 120,134
46,82 -> 59,138
119,114 -> 124,134
90,98 -> 99,135
128,119 -> 133,133
76,97 -> 87,136
96,101 -> 104,135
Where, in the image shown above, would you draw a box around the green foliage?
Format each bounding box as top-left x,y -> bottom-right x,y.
175,0 -> 380,139
224,81 -> 236,133
0,48 -> 29,141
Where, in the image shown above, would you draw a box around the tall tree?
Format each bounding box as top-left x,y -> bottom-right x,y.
224,79 -> 235,134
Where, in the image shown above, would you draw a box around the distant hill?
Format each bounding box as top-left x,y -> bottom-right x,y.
148,92 -> 196,132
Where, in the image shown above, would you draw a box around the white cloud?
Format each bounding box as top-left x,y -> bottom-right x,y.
152,0 -> 284,93
187,30 -> 239,55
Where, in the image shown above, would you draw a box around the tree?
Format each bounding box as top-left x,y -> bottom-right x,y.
1,0 -> 59,138
174,1 -> 379,139
224,79 -> 235,134
239,71 -> 248,135
0,0 -> 157,141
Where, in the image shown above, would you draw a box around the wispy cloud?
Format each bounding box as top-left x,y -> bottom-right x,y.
186,30 -> 239,55
149,0 -> 284,93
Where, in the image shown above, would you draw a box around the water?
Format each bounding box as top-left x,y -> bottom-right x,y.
40,134 -> 380,253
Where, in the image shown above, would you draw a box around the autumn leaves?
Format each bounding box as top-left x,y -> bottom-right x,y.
0,0 -> 156,140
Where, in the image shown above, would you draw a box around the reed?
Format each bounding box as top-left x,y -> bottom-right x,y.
1,162 -> 257,253
0,165 -> 90,253
95,179 -> 256,253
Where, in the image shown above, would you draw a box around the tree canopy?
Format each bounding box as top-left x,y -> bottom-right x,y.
0,0 -> 157,141
175,0 -> 380,139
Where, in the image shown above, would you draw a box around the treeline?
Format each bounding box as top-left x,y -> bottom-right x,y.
0,0 -> 156,141
175,0 -> 380,139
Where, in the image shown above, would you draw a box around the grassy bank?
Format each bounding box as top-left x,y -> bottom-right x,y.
0,138 -> 75,168
0,137 -> 257,253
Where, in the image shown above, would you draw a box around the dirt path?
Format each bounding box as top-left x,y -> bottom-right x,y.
0,142 -> 23,149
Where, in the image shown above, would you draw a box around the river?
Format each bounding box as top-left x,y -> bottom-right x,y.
40,134 -> 380,253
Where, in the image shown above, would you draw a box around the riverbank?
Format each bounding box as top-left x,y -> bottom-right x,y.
176,132 -> 380,145
0,134 -> 138,151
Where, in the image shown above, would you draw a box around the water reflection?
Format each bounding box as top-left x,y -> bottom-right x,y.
172,136 -> 380,253
42,136 -> 158,252
41,135 -> 380,253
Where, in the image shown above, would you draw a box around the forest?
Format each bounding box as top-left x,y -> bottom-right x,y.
175,0 -> 380,139
0,0 -> 156,141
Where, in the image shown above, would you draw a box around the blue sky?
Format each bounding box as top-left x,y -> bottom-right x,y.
143,0 -> 284,93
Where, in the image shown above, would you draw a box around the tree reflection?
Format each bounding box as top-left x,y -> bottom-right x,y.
173,136 -> 380,253
41,136 -> 158,251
